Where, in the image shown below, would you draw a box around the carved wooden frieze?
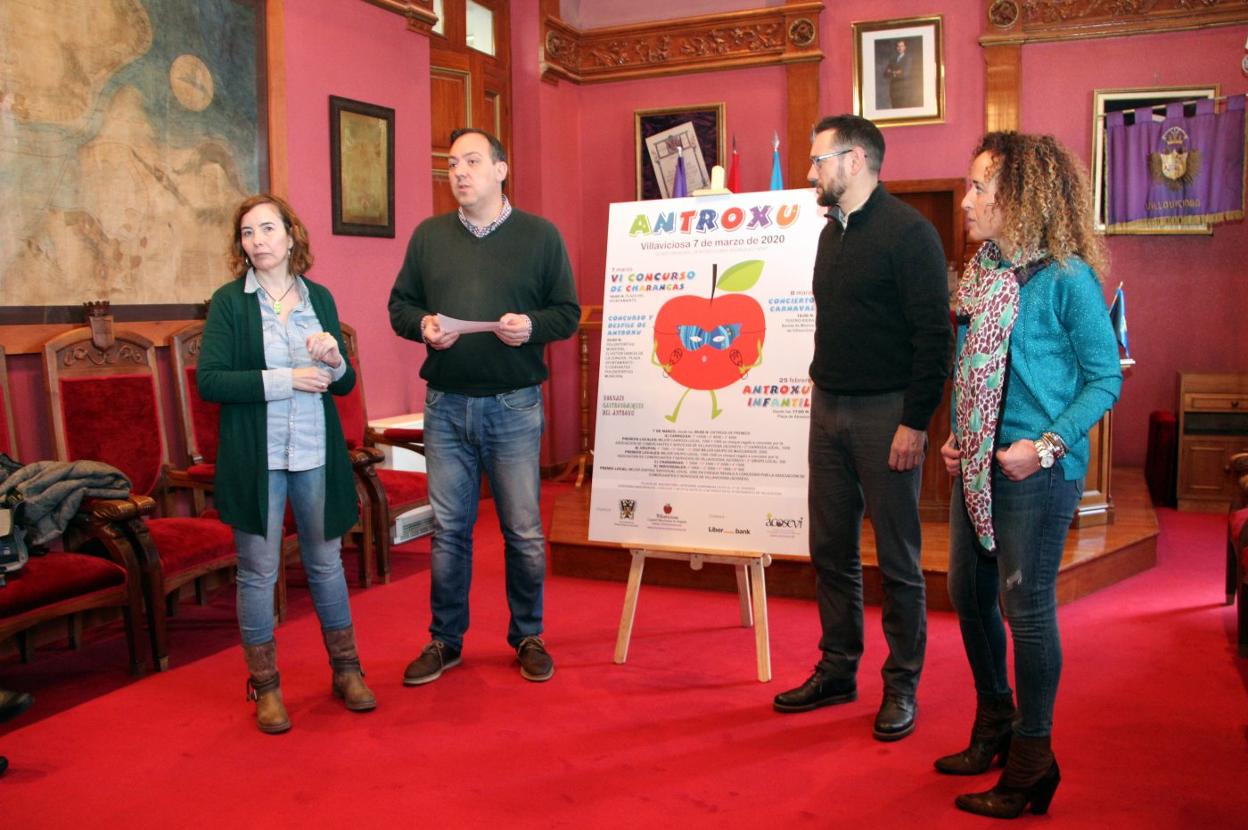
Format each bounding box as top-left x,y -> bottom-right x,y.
984,0 -> 1248,43
542,4 -> 823,84
60,343 -> 146,368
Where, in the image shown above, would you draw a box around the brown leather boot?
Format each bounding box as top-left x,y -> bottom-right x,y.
934,693 -> 1015,775
242,641 -> 291,734
955,734 -> 1060,818
323,625 -> 376,712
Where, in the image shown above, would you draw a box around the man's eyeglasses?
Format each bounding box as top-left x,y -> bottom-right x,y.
810,148 -> 853,167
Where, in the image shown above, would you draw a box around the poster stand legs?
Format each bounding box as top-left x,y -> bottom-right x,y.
613,547 -> 773,682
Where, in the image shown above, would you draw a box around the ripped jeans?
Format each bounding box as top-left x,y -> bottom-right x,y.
947,466 -> 1082,737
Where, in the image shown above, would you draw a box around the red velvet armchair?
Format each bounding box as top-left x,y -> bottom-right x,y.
168,320 -> 304,620
171,320 -> 383,592
1,345 -> 147,675
43,327 -> 237,671
335,324 -> 429,586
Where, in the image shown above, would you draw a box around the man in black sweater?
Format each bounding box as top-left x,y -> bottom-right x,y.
772,115 -> 950,741
389,128 -> 579,686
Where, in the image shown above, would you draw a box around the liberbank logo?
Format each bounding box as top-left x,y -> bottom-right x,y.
765,513 -> 804,530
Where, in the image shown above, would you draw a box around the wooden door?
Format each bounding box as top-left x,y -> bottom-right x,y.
429,0 -> 512,216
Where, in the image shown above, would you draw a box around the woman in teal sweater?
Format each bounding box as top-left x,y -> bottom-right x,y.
198,194 -> 373,733
936,133 -> 1122,817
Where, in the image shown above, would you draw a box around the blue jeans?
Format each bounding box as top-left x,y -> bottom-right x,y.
235,466 -> 352,646
424,386 -> 546,651
947,466 -> 1082,737
808,388 -> 926,696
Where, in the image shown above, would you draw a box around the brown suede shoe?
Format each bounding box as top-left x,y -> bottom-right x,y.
403,640 -> 461,686
516,636 -> 554,682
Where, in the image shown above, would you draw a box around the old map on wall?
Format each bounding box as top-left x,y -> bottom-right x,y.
0,0 -> 264,310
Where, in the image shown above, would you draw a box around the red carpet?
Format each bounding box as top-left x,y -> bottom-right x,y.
3,481 -> 1246,827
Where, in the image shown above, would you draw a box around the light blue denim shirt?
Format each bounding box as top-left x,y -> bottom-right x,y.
244,270 -> 348,471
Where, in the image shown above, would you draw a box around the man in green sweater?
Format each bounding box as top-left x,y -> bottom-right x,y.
389,128 -> 580,685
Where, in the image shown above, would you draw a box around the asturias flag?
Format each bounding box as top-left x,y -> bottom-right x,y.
1108,283 -> 1131,360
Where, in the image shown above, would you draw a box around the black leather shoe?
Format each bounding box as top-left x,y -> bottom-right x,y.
873,693 -> 918,741
0,690 -> 33,723
773,668 -> 857,713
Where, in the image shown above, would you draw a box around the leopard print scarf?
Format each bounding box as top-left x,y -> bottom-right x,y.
953,241 -> 1045,552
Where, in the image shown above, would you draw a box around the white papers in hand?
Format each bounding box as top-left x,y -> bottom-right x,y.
436,313 -> 502,334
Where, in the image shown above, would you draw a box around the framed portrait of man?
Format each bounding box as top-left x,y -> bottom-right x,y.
852,16 -> 945,128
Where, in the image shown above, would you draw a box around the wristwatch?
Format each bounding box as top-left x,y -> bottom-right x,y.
1033,432 -> 1068,469
1033,439 -> 1056,469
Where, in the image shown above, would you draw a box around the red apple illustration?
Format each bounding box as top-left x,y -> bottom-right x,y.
652,260 -> 766,421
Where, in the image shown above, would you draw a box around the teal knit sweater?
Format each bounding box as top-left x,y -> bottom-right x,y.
955,257 -> 1123,481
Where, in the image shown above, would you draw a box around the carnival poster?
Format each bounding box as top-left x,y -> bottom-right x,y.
588,189 -> 824,556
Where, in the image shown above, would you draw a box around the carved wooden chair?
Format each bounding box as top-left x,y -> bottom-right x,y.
335,324 -> 429,585
168,320 -> 302,620
43,327 -> 237,670
1,344 -> 147,675
0,345 -> 15,460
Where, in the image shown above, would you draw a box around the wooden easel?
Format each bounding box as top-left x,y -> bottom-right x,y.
613,544 -> 773,682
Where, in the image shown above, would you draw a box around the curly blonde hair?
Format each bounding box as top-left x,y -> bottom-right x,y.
974,132 -> 1107,280
227,193 -> 314,278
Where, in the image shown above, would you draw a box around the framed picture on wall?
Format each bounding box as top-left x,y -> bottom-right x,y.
1091,85 -> 1219,235
330,95 -> 396,238
635,103 -> 725,200
851,16 -> 945,128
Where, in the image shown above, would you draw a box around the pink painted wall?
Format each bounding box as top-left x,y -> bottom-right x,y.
574,65 -> 789,305
281,2 -> 433,420
560,0 -> 782,29
513,0 -> 585,463
819,2 -> 985,182
1022,27 -> 1248,466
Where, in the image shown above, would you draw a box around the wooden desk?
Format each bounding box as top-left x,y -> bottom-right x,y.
614,544 -> 773,682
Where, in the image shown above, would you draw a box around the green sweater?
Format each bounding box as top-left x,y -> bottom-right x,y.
388,210 -> 580,395
197,276 -> 359,539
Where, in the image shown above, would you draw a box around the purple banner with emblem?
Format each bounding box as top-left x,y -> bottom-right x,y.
1105,94 -> 1246,231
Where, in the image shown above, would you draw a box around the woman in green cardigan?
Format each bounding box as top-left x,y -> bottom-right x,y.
198,194 -> 374,734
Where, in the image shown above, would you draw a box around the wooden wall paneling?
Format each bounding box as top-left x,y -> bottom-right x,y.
983,43 -> 1021,133
430,60 -> 472,153
786,61 -> 820,191
266,0 -> 288,197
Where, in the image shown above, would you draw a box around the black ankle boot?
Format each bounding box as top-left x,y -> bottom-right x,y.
934,693 -> 1015,775
955,735 -> 1060,818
